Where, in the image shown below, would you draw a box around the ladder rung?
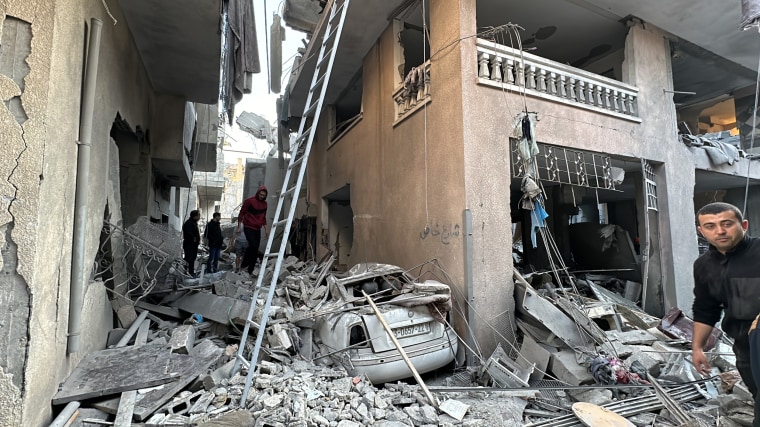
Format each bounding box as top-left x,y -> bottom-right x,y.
330,1 -> 346,20
274,218 -> 289,228
322,25 -> 340,45
288,155 -> 306,170
316,47 -> 334,68
246,319 -> 260,328
282,185 -> 297,197
310,74 -> 326,91
304,101 -> 319,117
297,126 -> 313,141
264,251 -> 279,258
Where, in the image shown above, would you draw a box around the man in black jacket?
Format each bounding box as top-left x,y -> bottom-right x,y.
692,202 -> 760,426
182,210 -> 201,277
204,212 -> 224,273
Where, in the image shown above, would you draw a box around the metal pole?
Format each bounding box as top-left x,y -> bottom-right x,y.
362,291 -> 439,408
640,159 -> 650,312
48,401 -> 80,427
68,18 -> 103,354
463,209 -> 475,367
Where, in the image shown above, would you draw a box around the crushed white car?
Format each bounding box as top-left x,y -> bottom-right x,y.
310,263 -> 459,383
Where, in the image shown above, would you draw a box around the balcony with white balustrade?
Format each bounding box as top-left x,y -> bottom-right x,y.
476,39 -> 640,123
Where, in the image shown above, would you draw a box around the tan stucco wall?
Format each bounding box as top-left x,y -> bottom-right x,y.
308,21 -> 467,282
460,16 -> 697,315
305,1 -> 701,357
0,0 -> 157,424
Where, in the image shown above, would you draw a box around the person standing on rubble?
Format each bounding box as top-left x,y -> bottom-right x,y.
182,210 -> 202,277
692,201 -> 760,426
204,212 -> 224,274
238,185 -> 268,275
230,222 -> 248,273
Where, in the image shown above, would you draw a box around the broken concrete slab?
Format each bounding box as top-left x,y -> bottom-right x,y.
169,325 -> 196,354
518,333 -> 551,381
626,348 -> 661,378
548,349 -> 594,385
169,292 -> 250,325
568,388 -> 614,406
515,281 -> 590,351
52,343 -> 179,404
132,340 -> 223,421
605,329 -> 659,345
136,301 -> 183,319
195,410 -> 254,426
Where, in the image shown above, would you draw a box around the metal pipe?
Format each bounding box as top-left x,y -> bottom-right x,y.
463,209 -> 475,367
68,18 -> 103,354
114,310 -> 149,348
49,401 -> 80,427
362,291 -> 439,408
640,159 -> 650,312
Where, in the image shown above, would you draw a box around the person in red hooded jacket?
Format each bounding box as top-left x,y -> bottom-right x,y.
238,185 -> 268,274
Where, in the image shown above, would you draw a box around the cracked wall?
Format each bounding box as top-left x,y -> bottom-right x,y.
0,0 -> 158,425
0,11 -> 33,427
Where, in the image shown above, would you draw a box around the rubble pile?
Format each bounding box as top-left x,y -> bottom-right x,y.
51,254 -> 758,426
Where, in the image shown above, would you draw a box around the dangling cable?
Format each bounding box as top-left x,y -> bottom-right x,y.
422,0 -> 430,227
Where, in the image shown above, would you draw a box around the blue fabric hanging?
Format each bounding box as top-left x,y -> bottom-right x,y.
530,201 -> 549,248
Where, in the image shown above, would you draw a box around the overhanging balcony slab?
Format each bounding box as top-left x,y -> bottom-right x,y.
196,178 -> 225,201
287,0 -> 410,113
118,0 -> 222,103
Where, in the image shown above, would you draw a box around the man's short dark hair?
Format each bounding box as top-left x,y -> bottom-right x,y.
213,212 -> 221,219
190,210 -> 200,218
696,202 -> 743,226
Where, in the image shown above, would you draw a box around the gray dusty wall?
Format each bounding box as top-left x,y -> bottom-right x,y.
0,0 -> 159,425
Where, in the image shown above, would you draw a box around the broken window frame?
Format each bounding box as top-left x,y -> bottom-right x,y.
328,68 -> 364,146
510,139 -> 621,192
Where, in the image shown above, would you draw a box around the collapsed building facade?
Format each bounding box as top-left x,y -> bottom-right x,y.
0,0 -> 256,424
281,0 -> 760,354
3,0 -> 760,425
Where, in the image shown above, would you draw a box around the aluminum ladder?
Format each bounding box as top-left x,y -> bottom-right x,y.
231,0 -> 350,406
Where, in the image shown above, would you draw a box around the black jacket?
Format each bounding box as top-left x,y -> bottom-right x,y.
182,218 -> 200,246
693,235 -> 760,339
204,220 -> 224,248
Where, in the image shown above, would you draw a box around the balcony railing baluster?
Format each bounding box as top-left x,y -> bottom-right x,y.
476,39 -> 639,122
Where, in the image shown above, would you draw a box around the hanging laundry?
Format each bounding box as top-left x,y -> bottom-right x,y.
530,199 -> 549,249
520,176 -> 542,210
512,111 -> 539,178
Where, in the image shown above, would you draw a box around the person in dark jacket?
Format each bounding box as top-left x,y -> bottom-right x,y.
204,212 -> 224,273
692,202 -> 760,427
182,210 -> 201,277
238,185 -> 268,275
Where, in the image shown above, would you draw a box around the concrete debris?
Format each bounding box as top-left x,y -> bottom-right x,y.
49,255 -> 755,427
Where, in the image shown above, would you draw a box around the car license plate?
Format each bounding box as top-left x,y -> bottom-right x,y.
393,322 -> 431,339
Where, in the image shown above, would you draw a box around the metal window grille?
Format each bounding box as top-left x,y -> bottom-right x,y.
644,161 -> 658,211
511,140 -> 618,191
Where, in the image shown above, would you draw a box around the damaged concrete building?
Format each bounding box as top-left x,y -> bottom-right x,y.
0,0 -> 256,425
281,0 -> 760,354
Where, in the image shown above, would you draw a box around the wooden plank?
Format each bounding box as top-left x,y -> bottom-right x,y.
52,344 -> 180,404
113,319 -> 150,426
115,310 -> 149,347
572,402 -> 635,427
113,391 -> 136,427
362,291 -> 438,408
132,340 -> 222,421
135,301 -> 182,319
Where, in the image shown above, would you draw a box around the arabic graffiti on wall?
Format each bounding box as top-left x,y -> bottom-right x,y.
419,222 -> 461,245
